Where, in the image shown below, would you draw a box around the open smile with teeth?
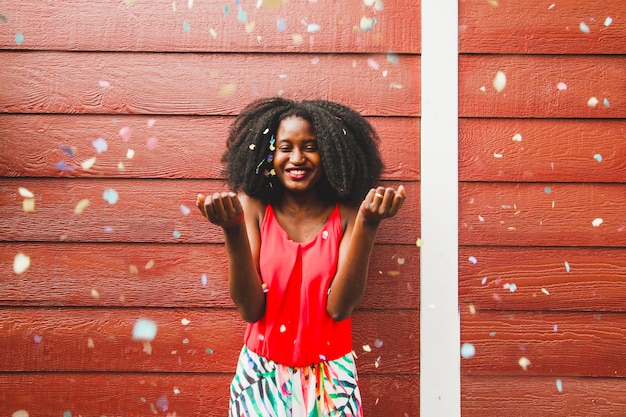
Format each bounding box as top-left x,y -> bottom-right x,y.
287,168 -> 309,179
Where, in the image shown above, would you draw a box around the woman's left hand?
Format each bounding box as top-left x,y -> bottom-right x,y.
359,185 -> 406,225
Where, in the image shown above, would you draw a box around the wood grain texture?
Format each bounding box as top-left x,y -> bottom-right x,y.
0,114 -> 420,180
462,376 -> 626,417
0,178 -> 420,244
0,373 -> 419,417
461,310 -> 626,377
459,118 -> 626,182
0,307 -> 418,374
0,51 -> 420,116
0,242 -> 419,309
460,182 -> 626,247
459,0 -> 626,54
459,55 -> 626,118
459,246 -> 626,312
0,0 -> 421,54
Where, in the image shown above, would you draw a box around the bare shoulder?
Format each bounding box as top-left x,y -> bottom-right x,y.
338,202 -> 359,232
238,193 -> 265,230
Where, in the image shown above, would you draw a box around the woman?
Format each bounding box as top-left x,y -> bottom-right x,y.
197,97 -> 405,416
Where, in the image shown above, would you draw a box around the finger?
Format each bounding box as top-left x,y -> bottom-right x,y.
196,193 -> 208,218
371,186 -> 387,209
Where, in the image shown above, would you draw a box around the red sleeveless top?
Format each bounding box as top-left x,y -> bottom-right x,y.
244,203 -> 353,367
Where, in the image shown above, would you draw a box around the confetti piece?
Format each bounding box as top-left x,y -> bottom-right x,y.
579,22 -> 590,34
604,17 -> 613,27
180,204 -> 191,215
518,356 -> 531,370
292,34 -> 303,45
188,0 -> 194,8
22,198 -> 35,213
306,23 -> 320,32
415,238 -> 423,247
237,8 -> 247,22
461,343 -> 475,359
13,252 -> 31,274
587,97 -> 599,107
183,21 -> 191,32
603,98 -> 610,108
556,379 -> 563,392
468,256 -> 477,264
218,83 -> 237,98
74,199 -> 90,214
557,82 -> 567,91
81,157 -> 96,170
181,318 -> 191,325
12,410 -> 29,417
276,18 -> 287,31
132,318 -> 157,341
360,17 -> 376,31
33,335 -> 42,344
487,0 -> 499,6
91,288 -> 100,298
492,71 -> 506,92
592,218 -> 603,227
15,32 -> 24,45
508,283 -> 517,292
279,324 -> 287,333
554,324 -> 558,332
593,154 -> 602,162
362,344 -> 372,352
146,136 -> 159,150
18,187 -> 34,198
103,189 -> 119,205
541,288 -> 550,295
493,152 -> 503,158
374,356 -> 381,368
119,126 -> 132,142
55,161 -> 76,171
99,80 -> 111,88
129,264 -> 139,274
512,133 -> 522,142
92,137 -> 108,154
201,273 -> 207,287
173,230 -> 182,238
145,259 -> 155,269
126,149 -> 135,159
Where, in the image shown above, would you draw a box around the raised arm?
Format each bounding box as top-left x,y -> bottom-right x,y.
197,192 -> 265,323
326,185 -> 406,321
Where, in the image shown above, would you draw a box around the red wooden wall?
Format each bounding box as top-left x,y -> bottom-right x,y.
0,1 -> 420,416
459,1 -> 626,416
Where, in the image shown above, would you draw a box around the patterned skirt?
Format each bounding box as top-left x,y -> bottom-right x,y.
229,346 -> 363,417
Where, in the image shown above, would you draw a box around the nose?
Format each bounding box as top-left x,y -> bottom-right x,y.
290,149 -> 305,163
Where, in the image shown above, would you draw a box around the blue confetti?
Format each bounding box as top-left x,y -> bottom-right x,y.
92,137 -> 108,154
276,18 -> 287,31
468,256 -> 477,264
544,187 -> 551,194
603,98 -> 610,107
183,20 -> 191,32
307,23 -> 320,33
556,379 -> 563,392
564,261 -> 571,272
63,412 -> 72,417
55,161 -> 76,171
237,7 -> 247,22
222,5 -> 230,15
386,52 -> 400,64
593,154 -> 603,162
103,188 -> 119,205
15,32 -> 24,45
461,343 -> 475,359
60,145 -> 74,157
173,230 -> 182,238
508,283 -> 517,293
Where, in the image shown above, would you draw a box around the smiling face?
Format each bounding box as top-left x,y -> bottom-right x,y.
273,116 -> 324,195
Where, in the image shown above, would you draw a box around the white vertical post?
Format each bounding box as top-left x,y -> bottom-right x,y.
420,0 -> 460,416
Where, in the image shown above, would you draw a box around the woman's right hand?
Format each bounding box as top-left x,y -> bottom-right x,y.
196,192 -> 245,230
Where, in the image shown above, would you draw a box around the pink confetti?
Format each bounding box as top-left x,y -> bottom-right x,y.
119,126 -> 132,142
146,136 -> 159,150
557,82 -> 567,91
367,58 -> 380,71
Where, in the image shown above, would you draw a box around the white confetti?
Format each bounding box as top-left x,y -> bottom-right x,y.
181,318 -> 191,325
493,71 -> 506,92
13,252 -> 31,274
604,17 -> 613,27
518,356 -> 531,371
74,199 -> 90,214
587,97 -> 599,107
557,82 -> 568,91
592,218 -> 603,227
468,256 -> 477,264
564,261 -> 571,272
579,22 -> 590,34
132,318 -> 157,341
81,157 -> 96,170
92,137 -> 108,154
18,187 -> 34,198
512,133 -> 522,142
180,204 -> 191,215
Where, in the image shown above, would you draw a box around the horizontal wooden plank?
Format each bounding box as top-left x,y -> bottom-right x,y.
461,310 -> 626,377
459,55 -> 626,118
0,51 -> 420,116
0,179 -> 420,244
0,307 -> 418,375
459,246 -> 626,312
0,114 -> 420,180
0,373 -> 419,417
459,118 -> 626,182
459,0 -> 626,54
0,242 -> 419,309
460,182 -> 626,247
462,376 -> 626,417
0,0 -> 420,54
